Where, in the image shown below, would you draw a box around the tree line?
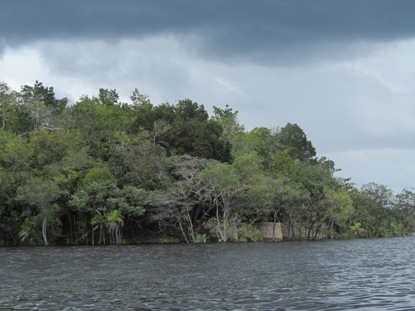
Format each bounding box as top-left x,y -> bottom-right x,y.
0,81 -> 414,246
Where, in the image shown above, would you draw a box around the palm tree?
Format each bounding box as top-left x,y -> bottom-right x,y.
106,210 -> 124,245
91,211 -> 106,245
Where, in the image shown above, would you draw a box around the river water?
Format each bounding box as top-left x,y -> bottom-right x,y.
0,236 -> 414,310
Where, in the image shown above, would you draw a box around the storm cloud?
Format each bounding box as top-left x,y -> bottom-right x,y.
2,0 -> 415,64
1,0 -> 414,192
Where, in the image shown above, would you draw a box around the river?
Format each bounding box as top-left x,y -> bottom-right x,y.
0,236 -> 414,310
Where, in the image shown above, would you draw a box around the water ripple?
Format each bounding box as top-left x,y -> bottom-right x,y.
1,237 -> 415,310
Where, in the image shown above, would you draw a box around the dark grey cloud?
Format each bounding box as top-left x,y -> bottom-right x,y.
2,0 -> 415,64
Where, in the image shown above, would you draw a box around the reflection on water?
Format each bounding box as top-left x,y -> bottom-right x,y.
1,237 -> 414,310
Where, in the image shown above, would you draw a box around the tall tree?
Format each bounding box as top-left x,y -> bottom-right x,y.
201,163 -> 244,242
292,158 -> 338,240
21,81 -> 67,112
0,82 -> 20,131
70,166 -> 117,244
67,94 -> 130,160
16,81 -> 68,132
351,183 -> 394,237
17,177 -> 62,246
276,123 -> 316,161
272,176 -> 309,240
212,104 -> 245,142
148,155 -> 215,243
325,189 -> 354,239
393,188 -> 415,233
98,88 -> 119,107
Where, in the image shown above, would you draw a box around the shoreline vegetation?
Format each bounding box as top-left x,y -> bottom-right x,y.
0,81 -> 414,247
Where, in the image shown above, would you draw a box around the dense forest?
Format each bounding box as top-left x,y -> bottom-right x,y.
0,81 -> 414,246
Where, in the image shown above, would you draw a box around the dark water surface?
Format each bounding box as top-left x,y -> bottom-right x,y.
1,237 -> 414,310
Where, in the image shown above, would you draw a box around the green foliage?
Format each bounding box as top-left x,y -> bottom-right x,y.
19,215 -> 43,245
0,131 -> 33,172
67,94 -> 131,159
212,104 -> 245,142
230,127 -> 278,166
203,218 -> 262,242
272,149 -> 296,177
111,136 -> 167,189
237,223 -> 263,242
0,81 -> 412,246
98,88 -> 119,106
129,98 -> 231,161
158,234 -> 180,244
16,177 -> 62,245
349,183 -> 397,238
393,188 -> 415,232
21,81 -> 67,112
83,166 -> 116,185
0,82 -> 20,131
350,222 -> 365,237
195,232 -> 208,243
29,129 -> 86,171
276,123 -> 316,161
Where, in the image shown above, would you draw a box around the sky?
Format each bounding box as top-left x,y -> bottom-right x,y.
1,0 -> 414,193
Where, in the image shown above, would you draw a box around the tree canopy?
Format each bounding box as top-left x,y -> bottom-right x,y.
0,81 -> 413,246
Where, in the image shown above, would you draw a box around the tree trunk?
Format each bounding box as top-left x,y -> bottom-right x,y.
99,225 -> 105,245
272,210 -> 278,242
42,217 -> 48,246
68,214 -> 73,243
178,221 -> 189,244
74,215 -> 78,245
272,221 -> 276,242
307,227 -> 312,241
215,206 -> 224,242
192,204 -> 203,231
222,210 -> 228,242
117,226 -> 122,245
287,220 -> 293,240
92,226 -> 96,245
